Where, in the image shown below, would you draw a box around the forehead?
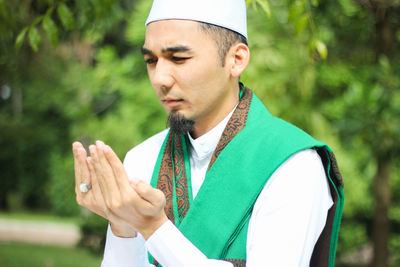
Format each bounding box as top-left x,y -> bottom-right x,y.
144,19 -> 213,50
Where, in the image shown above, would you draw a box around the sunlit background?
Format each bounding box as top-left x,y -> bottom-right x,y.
0,0 -> 399,266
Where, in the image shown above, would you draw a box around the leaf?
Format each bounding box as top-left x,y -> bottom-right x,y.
315,40 -> 328,59
311,0 -> 319,7
57,3 -> 74,30
28,27 -> 41,52
43,16 -> 58,46
339,0 -> 360,17
308,39 -> 328,60
288,1 -> 304,23
45,6 -> 54,17
308,39 -> 316,55
256,0 -> 271,18
295,14 -> 309,35
32,15 -> 44,27
15,27 -> 28,49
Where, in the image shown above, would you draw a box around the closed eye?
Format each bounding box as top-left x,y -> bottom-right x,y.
145,58 -> 157,65
171,56 -> 190,63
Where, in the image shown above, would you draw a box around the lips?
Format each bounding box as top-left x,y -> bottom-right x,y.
162,97 -> 184,107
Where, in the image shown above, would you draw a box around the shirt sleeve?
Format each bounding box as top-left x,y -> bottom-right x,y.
145,220 -> 234,267
246,149 -> 334,267
102,224 -> 154,267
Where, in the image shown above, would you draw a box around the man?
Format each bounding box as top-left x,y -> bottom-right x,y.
72,0 -> 344,266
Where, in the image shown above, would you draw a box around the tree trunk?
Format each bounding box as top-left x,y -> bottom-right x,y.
371,2 -> 393,266
372,157 -> 391,267
374,0 -> 393,59
12,86 -> 23,119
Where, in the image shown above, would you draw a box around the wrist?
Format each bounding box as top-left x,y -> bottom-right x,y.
110,221 -> 137,238
141,215 -> 169,240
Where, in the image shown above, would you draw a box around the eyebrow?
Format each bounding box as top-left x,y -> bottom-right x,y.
141,47 -> 152,55
141,45 -> 191,55
162,45 -> 191,53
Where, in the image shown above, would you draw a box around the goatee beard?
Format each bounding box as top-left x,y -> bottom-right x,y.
167,112 -> 195,135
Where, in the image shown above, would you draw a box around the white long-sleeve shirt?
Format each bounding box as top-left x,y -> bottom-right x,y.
102,109 -> 333,267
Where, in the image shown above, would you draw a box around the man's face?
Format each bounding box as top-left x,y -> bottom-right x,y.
143,20 -> 237,133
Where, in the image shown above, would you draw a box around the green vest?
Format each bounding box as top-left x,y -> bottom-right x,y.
150,90 -> 344,267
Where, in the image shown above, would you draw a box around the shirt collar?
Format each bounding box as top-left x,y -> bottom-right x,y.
188,106 -> 236,160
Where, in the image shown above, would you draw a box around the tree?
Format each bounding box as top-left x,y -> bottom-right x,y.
0,0 -> 136,213
313,0 -> 400,266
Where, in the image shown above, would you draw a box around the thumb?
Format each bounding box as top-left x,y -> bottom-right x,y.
131,180 -> 165,207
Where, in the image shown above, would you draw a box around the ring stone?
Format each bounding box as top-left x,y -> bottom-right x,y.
79,183 -> 91,193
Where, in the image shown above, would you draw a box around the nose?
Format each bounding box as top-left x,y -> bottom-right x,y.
151,58 -> 174,93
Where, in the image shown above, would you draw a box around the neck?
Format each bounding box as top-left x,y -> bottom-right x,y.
191,83 -> 240,139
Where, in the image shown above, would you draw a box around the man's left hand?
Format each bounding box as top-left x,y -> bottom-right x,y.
89,140 -> 168,240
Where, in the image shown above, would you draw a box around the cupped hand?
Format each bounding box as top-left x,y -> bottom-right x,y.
73,141 -> 136,238
89,140 -> 168,240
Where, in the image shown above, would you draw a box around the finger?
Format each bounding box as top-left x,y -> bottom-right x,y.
95,141 -> 122,192
86,156 -> 108,218
87,157 -> 101,197
89,158 -> 139,227
72,142 -> 90,195
133,181 -> 166,208
72,142 -> 83,185
89,142 -> 120,204
131,181 -> 166,217
103,144 -> 131,190
88,156 -> 126,221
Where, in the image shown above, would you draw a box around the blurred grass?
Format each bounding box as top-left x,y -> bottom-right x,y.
0,211 -> 79,225
0,242 -> 102,267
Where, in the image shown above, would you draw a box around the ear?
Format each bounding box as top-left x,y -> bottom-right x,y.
227,42 -> 250,78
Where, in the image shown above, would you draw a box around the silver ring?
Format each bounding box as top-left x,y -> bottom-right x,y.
79,183 -> 92,193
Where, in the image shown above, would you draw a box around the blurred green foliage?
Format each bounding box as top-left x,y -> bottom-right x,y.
0,0 -> 399,265
79,213 -> 108,254
0,242 -> 101,266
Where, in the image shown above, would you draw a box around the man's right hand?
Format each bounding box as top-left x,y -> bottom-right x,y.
72,141 -> 137,238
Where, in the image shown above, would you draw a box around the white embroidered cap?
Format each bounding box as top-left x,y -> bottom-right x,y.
145,0 -> 248,39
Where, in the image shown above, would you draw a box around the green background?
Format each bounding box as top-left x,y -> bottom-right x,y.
0,0 -> 399,266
